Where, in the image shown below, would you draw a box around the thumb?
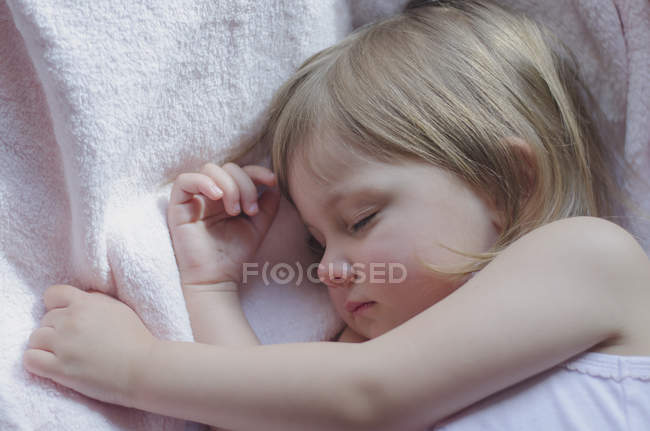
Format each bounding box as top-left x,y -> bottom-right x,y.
249,186 -> 281,238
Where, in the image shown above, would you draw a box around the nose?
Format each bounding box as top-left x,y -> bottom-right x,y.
317,259 -> 356,288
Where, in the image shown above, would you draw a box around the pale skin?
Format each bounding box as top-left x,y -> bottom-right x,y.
23,159 -> 650,430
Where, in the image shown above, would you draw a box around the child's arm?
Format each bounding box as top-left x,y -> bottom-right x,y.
24,285 -> 375,430
166,163 -> 280,347
131,340 -> 373,430
126,216 -> 646,431
24,216 -> 649,430
182,282 -> 260,346
181,282 -> 259,431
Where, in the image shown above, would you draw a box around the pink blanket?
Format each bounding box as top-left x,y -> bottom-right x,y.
0,0 -> 647,429
499,0 -> 650,248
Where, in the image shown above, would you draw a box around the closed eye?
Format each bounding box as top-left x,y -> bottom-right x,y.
351,212 -> 377,232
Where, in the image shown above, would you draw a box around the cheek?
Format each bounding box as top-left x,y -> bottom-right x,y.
360,234 -> 411,268
384,262 -> 457,307
327,287 -> 347,310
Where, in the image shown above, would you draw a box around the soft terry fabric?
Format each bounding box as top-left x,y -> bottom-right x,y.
431,352 -> 650,430
0,1 -> 407,429
0,0 -> 648,430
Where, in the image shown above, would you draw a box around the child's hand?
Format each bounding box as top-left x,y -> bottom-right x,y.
167,163 -> 280,287
23,285 -> 156,407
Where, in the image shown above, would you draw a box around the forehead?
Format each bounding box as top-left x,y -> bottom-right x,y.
287,135 -> 378,195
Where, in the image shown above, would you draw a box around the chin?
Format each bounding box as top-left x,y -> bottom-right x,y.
364,323 -> 392,340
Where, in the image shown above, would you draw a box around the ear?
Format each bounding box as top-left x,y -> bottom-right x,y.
505,136 -> 537,199
486,195 -> 505,234
486,137 -> 538,234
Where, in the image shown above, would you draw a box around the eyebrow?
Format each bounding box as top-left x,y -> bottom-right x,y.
303,186 -> 378,230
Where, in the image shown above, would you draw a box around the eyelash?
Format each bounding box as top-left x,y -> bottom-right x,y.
350,212 -> 377,232
305,212 -> 377,255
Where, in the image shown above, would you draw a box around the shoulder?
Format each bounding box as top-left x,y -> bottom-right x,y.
493,215 -> 650,335
527,217 -> 650,354
517,216 -> 648,270
523,216 -> 635,245
516,216 -> 650,299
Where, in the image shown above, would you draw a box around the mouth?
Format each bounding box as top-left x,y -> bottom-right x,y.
345,301 -> 376,314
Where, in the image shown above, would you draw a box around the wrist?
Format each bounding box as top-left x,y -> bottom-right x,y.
180,282 -> 260,346
128,336 -> 163,409
182,281 -> 239,293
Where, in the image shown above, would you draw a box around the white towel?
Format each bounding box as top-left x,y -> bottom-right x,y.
0,0 -> 647,430
0,0 -> 406,429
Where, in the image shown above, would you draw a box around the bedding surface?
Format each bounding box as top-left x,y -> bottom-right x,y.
0,0 -> 647,429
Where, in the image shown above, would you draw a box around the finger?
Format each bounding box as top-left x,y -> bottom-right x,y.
23,348 -> 58,379
87,289 -> 123,305
248,186 -> 282,237
168,197 -> 210,227
27,327 -> 57,353
222,163 -> 260,216
241,165 -> 277,188
200,163 -> 241,216
43,285 -> 79,310
40,308 -> 66,329
169,172 -> 224,207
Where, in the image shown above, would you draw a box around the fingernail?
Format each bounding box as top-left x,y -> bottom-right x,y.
248,203 -> 258,213
210,185 -> 223,197
233,202 -> 241,213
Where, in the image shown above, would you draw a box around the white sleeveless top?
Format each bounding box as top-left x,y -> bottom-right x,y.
430,352 -> 650,430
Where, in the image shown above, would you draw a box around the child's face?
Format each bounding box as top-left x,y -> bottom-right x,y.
288,146 -> 503,340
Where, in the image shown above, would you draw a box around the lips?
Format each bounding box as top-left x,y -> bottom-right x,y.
344,301 -> 376,313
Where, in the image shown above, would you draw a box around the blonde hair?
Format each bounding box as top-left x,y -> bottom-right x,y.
235,0 -> 645,279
